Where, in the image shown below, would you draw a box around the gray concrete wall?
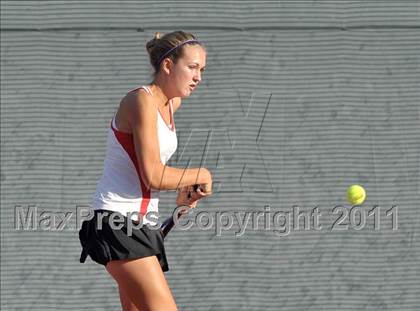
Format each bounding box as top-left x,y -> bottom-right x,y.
1,1 -> 419,310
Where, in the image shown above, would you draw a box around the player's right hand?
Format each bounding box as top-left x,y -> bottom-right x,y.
199,168 -> 213,195
176,186 -> 198,208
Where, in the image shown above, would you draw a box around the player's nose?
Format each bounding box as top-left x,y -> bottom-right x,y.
193,71 -> 201,83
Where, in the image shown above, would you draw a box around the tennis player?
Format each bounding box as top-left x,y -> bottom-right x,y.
79,31 -> 211,311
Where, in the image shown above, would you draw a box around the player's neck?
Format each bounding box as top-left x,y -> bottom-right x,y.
150,79 -> 171,107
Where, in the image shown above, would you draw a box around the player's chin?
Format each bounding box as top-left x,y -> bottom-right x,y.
186,85 -> 196,96
179,89 -> 191,98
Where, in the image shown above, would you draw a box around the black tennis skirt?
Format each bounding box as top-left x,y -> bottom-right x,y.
78,209 -> 169,272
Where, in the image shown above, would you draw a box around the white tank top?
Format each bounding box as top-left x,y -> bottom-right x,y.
91,86 -> 178,225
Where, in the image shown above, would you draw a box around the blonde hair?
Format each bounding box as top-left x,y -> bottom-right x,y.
146,31 -> 204,75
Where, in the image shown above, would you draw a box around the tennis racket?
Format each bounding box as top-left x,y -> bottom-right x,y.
160,184 -> 201,238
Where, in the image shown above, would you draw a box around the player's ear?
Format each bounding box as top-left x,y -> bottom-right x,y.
161,58 -> 173,75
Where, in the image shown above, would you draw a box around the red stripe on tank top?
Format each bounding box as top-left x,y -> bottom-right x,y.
110,120 -> 151,216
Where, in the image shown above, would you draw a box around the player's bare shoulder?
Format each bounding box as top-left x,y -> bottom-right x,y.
126,88 -> 158,127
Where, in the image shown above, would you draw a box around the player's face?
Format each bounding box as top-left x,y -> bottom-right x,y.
170,45 -> 206,98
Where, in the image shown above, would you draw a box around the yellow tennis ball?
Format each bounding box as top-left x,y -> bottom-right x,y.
347,185 -> 366,205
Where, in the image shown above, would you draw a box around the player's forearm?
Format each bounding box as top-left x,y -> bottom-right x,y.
147,165 -> 211,190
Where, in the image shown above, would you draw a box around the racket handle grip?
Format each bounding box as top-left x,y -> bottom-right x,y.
161,218 -> 175,237
161,206 -> 189,238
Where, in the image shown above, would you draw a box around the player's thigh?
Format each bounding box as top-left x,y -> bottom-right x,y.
106,256 -> 178,311
119,286 -> 141,311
